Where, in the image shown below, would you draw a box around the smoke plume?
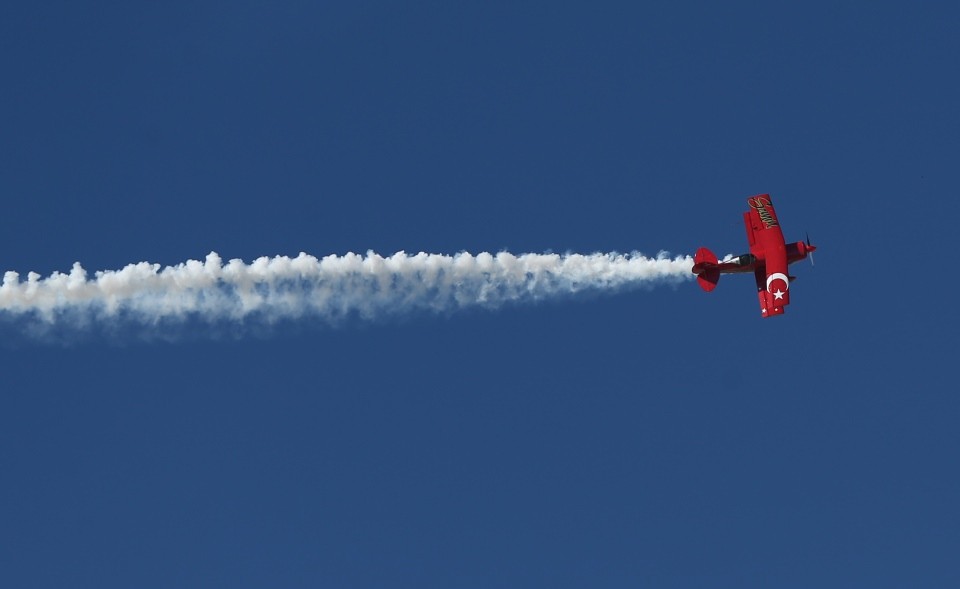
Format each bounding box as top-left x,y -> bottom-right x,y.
1,250 -> 692,330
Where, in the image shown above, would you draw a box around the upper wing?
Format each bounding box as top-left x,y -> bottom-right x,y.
745,195 -> 790,317
743,194 -> 781,248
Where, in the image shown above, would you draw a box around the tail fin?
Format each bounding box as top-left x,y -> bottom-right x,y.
693,247 -> 720,292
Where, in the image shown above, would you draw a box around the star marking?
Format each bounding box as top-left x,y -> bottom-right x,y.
773,289 -> 785,300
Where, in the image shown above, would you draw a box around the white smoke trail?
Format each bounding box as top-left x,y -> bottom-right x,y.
0,250 -> 693,328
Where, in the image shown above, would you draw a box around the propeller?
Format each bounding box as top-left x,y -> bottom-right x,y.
805,232 -> 815,266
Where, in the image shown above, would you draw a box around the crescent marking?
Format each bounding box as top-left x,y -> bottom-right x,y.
766,272 -> 790,292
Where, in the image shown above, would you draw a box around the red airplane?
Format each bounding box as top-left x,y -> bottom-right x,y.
692,194 -> 816,317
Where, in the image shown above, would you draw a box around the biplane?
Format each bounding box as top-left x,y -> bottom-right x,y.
692,194 -> 816,317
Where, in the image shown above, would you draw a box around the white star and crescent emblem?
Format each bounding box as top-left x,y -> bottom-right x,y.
765,272 -> 790,295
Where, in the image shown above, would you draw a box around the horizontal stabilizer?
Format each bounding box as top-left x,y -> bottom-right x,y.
693,247 -> 720,291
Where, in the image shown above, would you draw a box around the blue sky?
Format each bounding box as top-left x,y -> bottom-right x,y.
2,1 -> 958,587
